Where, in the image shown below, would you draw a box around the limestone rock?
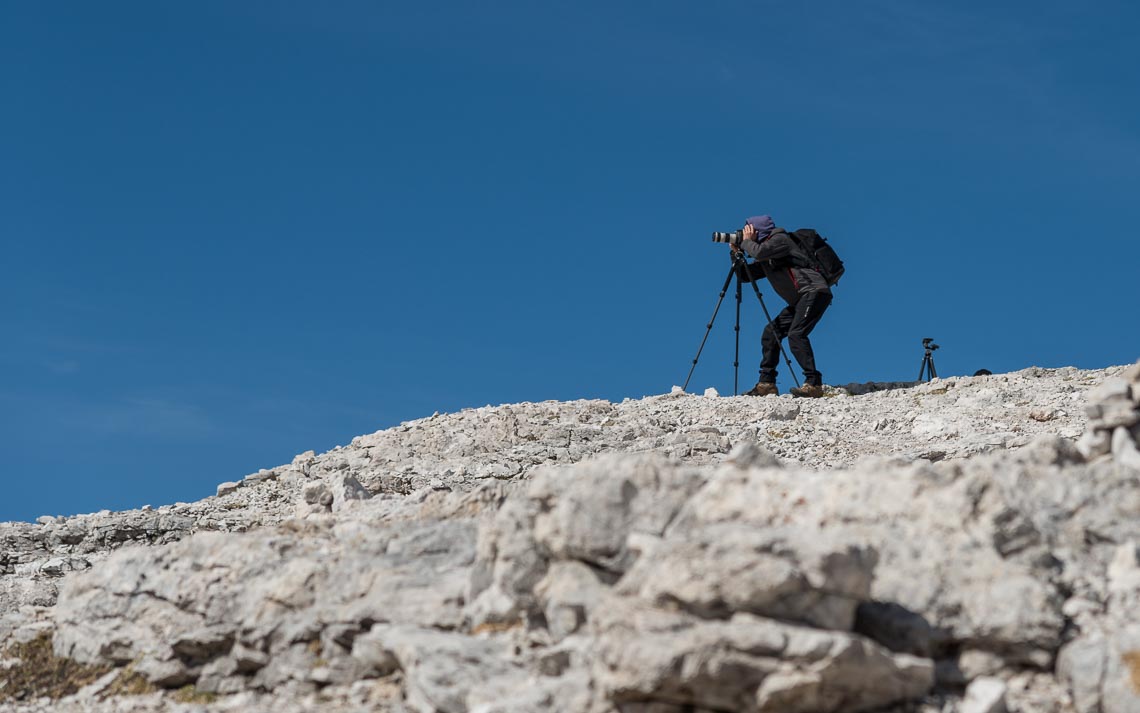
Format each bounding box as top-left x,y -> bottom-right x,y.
590,595 -> 933,713
354,625 -> 526,713
535,561 -> 606,642
215,481 -> 242,497
617,522 -> 876,630
3,361 -> 1139,712
960,676 -> 1008,713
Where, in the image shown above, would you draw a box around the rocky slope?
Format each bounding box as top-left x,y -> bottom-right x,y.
2,363 -> 1139,712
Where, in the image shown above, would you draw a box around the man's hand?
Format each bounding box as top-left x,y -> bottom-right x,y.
742,223 -> 757,242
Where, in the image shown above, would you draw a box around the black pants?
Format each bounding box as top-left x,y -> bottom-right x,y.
759,291 -> 831,386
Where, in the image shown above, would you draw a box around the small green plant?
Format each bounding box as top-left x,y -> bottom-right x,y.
173,685 -> 218,704
471,620 -> 522,635
0,634 -> 112,702
101,665 -> 157,698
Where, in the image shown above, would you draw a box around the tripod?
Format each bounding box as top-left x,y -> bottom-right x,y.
918,338 -> 939,381
683,251 -> 800,394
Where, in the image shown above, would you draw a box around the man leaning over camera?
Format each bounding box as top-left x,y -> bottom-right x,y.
732,214 -> 832,398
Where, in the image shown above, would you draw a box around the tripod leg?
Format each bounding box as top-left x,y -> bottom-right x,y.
929,358 -> 937,380
734,274 -> 743,395
918,357 -> 927,382
683,263 -> 738,392
738,257 -> 801,388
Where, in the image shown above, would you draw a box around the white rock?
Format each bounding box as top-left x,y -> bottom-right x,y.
1077,427 -> 1111,459
3,361 -> 1138,713
1107,542 -> 1140,595
1112,426 -> 1140,469
1087,378 -> 1131,405
961,676 -> 1008,713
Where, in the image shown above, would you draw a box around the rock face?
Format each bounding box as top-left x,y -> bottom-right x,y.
2,363 -> 1139,712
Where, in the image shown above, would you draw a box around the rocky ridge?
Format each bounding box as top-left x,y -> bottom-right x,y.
1,363 -> 1139,712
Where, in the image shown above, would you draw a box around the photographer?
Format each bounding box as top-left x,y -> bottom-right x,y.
731,215 -> 831,398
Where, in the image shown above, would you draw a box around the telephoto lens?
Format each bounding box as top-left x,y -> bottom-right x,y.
711,230 -> 744,246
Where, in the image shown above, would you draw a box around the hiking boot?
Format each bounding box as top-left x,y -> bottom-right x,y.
744,381 -> 779,397
789,383 -> 825,398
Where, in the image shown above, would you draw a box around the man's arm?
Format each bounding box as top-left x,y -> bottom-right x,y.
740,232 -> 793,262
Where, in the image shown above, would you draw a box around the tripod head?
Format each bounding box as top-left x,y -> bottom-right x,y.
922,337 -> 939,353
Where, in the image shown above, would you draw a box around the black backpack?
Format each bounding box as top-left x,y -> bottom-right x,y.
788,228 -> 845,286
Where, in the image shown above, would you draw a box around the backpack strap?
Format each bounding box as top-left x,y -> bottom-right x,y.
787,230 -> 824,274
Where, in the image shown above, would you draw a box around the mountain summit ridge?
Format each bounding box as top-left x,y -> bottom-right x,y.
2,362 -> 1139,712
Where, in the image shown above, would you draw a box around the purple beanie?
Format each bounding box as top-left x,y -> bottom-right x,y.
746,215 -> 775,238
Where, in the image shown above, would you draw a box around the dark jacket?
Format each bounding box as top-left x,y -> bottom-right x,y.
738,228 -> 831,305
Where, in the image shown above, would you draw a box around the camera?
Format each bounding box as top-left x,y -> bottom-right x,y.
923,338 -> 939,351
711,230 -> 745,246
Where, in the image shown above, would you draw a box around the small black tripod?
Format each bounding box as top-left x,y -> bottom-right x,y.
683,251 -> 800,394
918,337 -> 939,381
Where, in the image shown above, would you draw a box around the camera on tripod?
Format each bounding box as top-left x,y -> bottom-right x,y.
919,337 -> 940,381
711,230 -> 746,246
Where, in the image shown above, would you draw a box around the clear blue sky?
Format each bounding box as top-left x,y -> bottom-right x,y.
3,2 -> 1138,522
